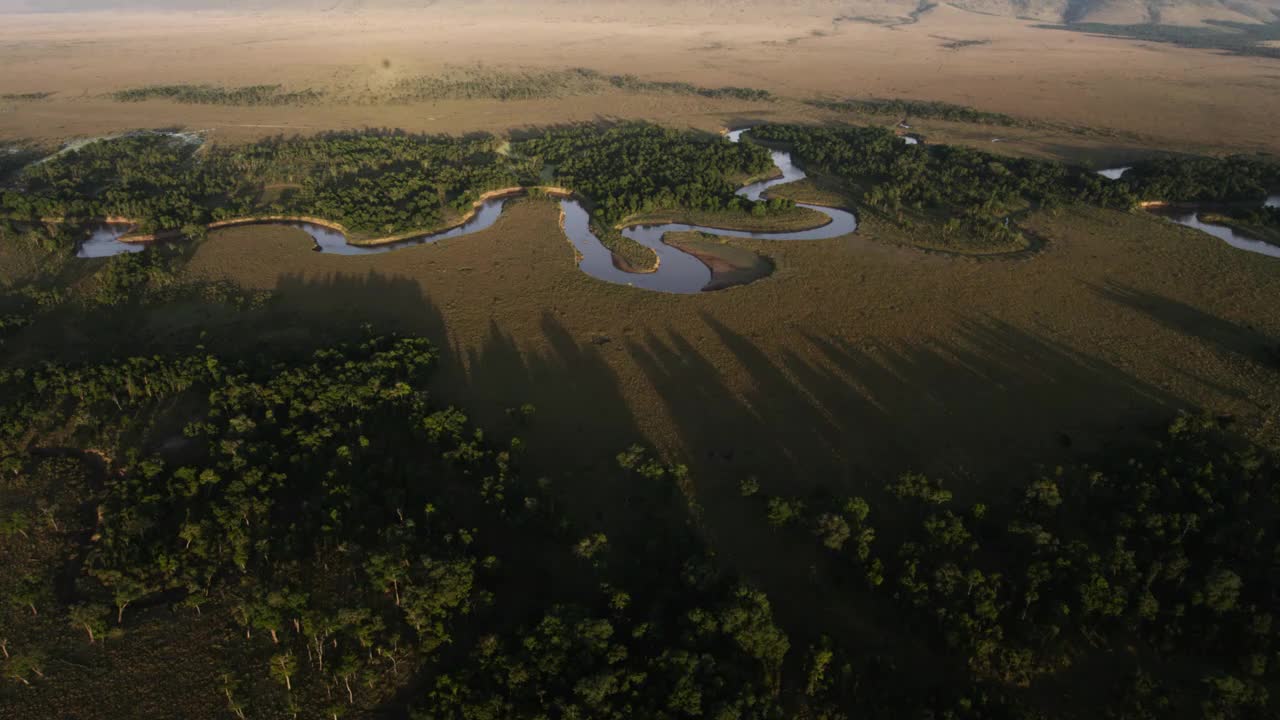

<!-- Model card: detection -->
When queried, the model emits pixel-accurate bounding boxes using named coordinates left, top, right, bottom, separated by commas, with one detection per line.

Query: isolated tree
left=271, top=652, right=297, bottom=691
left=813, top=513, right=851, bottom=551
left=68, top=604, right=110, bottom=644
left=1198, top=570, right=1243, bottom=614
left=222, top=673, right=247, bottom=720
left=365, top=553, right=408, bottom=607
left=766, top=497, right=805, bottom=528
left=4, top=650, right=45, bottom=685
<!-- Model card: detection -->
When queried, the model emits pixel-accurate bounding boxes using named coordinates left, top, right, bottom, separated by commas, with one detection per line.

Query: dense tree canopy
left=0, top=332, right=807, bottom=718
left=0, top=125, right=792, bottom=248
left=747, top=414, right=1280, bottom=718
left=752, top=124, right=1137, bottom=247
left=1122, top=155, right=1280, bottom=203
left=515, top=124, right=778, bottom=226
left=0, top=131, right=514, bottom=237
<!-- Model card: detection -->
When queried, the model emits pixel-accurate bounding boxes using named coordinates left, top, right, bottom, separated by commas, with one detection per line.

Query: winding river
left=74, top=129, right=858, bottom=293
left=1097, top=167, right=1280, bottom=260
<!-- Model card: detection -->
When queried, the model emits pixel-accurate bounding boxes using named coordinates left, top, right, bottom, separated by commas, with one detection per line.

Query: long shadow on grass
left=270, top=273, right=688, bottom=577
left=629, top=312, right=1180, bottom=502
left=268, top=273, right=668, bottom=533
left=1090, top=281, right=1278, bottom=365
left=454, top=312, right=685, bottom=536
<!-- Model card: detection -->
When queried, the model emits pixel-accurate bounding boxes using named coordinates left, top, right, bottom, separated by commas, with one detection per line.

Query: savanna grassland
left=2, top=3, right=1280, bottom=719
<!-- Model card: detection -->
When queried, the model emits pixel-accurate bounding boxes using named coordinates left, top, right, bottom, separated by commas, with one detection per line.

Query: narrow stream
left=1145, top=206, right=1280, bottom=260
left=1097, top=168, right=1279, bottom=259
left=288, top=196, right=516, bottom=257
left=73, top=129, right=859, bottom=293
left=561, top=129, right=858, bottom=293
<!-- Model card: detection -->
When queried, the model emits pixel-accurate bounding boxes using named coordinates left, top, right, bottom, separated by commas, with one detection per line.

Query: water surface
left=77, top=224, right=143, bottom=258
left=1147, top=206, right=1280, bottom=260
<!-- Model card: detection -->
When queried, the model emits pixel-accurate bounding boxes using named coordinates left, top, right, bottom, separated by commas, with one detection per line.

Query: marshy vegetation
left=515, top=123, right=797, bottom=267
left=111, top=84, right=325, bottom=106
left=516, top=124, right=781, bottom=225
left=381, top=66, right=774, bottom=104
left=806, top=97, right=1026, bottom=127
left=1198, top=206, right=1280, bottom=245
left=0, top=92, right=54, bottom=102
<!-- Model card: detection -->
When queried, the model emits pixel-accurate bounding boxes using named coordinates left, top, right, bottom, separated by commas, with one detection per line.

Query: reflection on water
left=78, top=199, right=516, bottom=258
left=72, top=129, right=859, bottom=292
left=560, top=200, right=709, bottom=293
left=77, top=224, right=143, bottom=258
left=294, top=197, right=515, bottom=256
left=1148, top=206, right=1280, bottom=260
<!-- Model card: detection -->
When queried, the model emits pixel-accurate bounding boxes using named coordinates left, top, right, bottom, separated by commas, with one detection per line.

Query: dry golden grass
left=0, top=6, right=1277, bottom=158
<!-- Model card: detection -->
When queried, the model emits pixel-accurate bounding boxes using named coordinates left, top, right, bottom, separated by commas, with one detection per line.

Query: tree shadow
left=623, top=312, right=1182, bottom=505
left=266, top=275, right=705, bottom=636
left=1090, top=281, right=1277, bottom=364
left=454, top=311, right=668, bottom=529
left=270, top=269, right=448, bottom=342
left=1030, top=142, right=1178, bottom=169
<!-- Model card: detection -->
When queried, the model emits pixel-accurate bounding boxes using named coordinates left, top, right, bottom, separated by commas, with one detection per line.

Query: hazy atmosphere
left=1, top=1, right=1278, bottom=718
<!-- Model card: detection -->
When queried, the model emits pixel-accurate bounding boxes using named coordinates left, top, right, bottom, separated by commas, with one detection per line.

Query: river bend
left=75, top=129, right=857, bottom=293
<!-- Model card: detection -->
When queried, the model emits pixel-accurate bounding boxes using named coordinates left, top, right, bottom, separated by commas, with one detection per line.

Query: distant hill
left=947, top=0, right=1278, bottom=24
left=0, top=0, right=1276, bottom=27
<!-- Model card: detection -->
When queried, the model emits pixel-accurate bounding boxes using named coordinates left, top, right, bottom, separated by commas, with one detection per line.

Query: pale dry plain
left=0, top=4, right=1278, bottom=156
